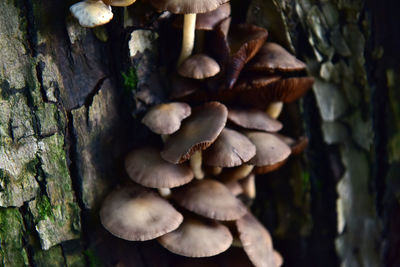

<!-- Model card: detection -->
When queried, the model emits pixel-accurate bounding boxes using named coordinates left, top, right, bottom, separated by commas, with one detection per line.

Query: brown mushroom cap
left=203, top=128, right=256, bottom=167
left=228, top=108, right=283, bottom=132
left=125, top=147, right=194, bottom=188
left=161, top=101, right=228, bottom=164
left=142, top=102, right=191, bottom=135
left=276, top=134, right=308, bottom=155
left=102, top=0, right=136, bottom=6
left=178, top=54, right=220, bottom=79
left=173, top=3, right=231, bottom=30
left=236, top=212, right=276, bottom=267
left=247, top=131, right=291, bottom=167
left=246, top=42, right=306, bottom=73
left=158, top=217, right=233, bottom=257
left=100, top=185, right=183, bottom=241
left=233, top=77, right=315, bottom=108
left=148, top=0, right=229, bottom=14
left=172, top=179, right=247, bottom=220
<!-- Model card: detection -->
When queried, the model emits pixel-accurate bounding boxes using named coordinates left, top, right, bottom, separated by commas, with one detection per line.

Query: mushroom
left=203, top=128, right=256, bottom=168
left=158, top=217, right=233, bottom=257
left=219, top=164, right=254, bottom=183
left=161, top=101, right=227, bottom=179
left=70, top=0, right=114, bottom=28
left=236, top=212, right=277, bottom=267
left=239, top=174, right=256, bottom=199
left=125, top=147, right=194, bottom=197
left=224, top=180, right=244, bottom=196
left=142, top=102, right=191, bottom=135
left=178, top=54, right=220, bottom=79
left=246, top=132, right=291, bottom=175
left=102, top=0, right=136, bottom=6
left=148, top=0, right=229, bottom=65
left=275, top=134, right=308, bottom=155
left=172, top=179, right=247, bottom=221
left=227, top=108, right=283, bottom=132
left=100, top=184, right=183, bottom=241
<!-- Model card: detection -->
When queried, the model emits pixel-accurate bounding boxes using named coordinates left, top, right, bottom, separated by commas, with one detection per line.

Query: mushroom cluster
left=78, top=0, right=314, bottom=266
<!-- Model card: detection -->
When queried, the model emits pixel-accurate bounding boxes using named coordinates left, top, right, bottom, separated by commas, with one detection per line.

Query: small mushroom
left=148, top=0, right=229, bottom=65
left=178, top=54, right=220, bottom=79
left=100, top=184, right=183, bottom=241
left=158, top=217, right=233, bottom=257
left=172, top=179, right=247, bottom=221
left=203, top=128, right=256, bottom=168
left=239, top=174, right=256, bottom=199
left=125, top=147, right=194, bottom=188
left=246, top=132, right=291, bottom=174
left=246, top=42, right=306, bottom=73
left=102, top=0, right=136, bottom=6
left=224, top=180, right=244, bottom=196
left=228, top=108, right=283, bottom=132
left=142, top=102, right=191, bottom=135
left=219, top=164, right=254, bottom=183
left=276, top=134, right=308, bottom=155
left=70, top=0, right=113, bottom=28
left=161, top=101, right=227, bottom=164
left=236, top=212, right=276, bottom=267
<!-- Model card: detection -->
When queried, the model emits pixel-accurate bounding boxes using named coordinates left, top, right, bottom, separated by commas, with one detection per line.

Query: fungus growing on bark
left=142, top=102, right=191, bottom=135
left=178, top=54, right=221, bottom=79
left=172, top=179, right=247, bottom=221
left=100, top=184, right=183, bottom=241
left=227, top=108, right=282, bottom=132
left=70, top=0, right=113, bottom=28
left=158, top=217, right=233, bottom=257
left=148, top=0, right=229, bottom=65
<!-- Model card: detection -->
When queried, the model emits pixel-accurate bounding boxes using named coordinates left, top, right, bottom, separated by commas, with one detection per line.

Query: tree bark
left=0, top=0, right=398, bottom=266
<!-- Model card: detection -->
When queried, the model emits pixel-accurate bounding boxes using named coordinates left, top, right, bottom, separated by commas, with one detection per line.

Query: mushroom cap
left=102, top=0, right=136, bottom=6
left=224, top=180, right=244, bottom=196
left=70, top=0, right=113, bottom=28
left=125, top=147, right=194, bottom=188
left=233, top=77, right=315, bottom=108
left=142, top=102, right=191, bottom=135
left=246, top=42, right=306, bottom=73
left=173, top=3, right=231, bottom=30
left=274, top=250, right=284, bottom=267
left=178, top=54, right=220, bottom=79
left=172, top=179, right=247, bottom=220
left=148, top=0, right=229, bottom=14
left=161, top=101, right=228, bottom=164
left=203, top=128, right=256, bottom=167
left=100, top=185, right=183, bottom=241
left=247, top=132, right=291, bottom=167
left=236, top=212, right=276, bottom=267
left=228, top=108, right=283, bottom=132
left=158, top=218, right=233, bottom=257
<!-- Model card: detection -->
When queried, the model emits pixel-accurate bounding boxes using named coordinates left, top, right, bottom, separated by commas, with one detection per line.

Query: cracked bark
left=0, top=0, right=398, bottom=267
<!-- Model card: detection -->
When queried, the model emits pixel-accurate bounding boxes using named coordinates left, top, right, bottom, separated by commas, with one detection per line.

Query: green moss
left=121, top=68, right=138, bottom=92
left=302, top=171, right=311, bottom=194
left=84, top=249, right=103, bottom=267
left=35, top=195, right=53, bottom=222
left=0, top=208, right=29, bottom=267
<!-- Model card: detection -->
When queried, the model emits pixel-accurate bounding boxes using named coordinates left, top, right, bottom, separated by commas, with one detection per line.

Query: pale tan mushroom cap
left=228, top=108, right=283, bottom=132
left=102, top=0, right=136, bottom=6
left=236, top=212, right=277, bottom=267
left=142, top=102, right=191, bottom=135
left=172, top=179, right=247, bottom=220
left=161, top=102, right=228, bottom=164
left=247, top=132, right=291, bottom=167
left=70, top=0, right=113, bottom=28
left=203, top=128, right=256, bottom=167
left=158, top=218, right=233, bottom=257
left=178, top=54, right=220, bottom=79
left=274, top=250, right=284, bottom=267
left=148, top=0, right=229, bottom=14
left=125, top=147, right=194, bottom=188
left=100, top=185, right=183, bottom=241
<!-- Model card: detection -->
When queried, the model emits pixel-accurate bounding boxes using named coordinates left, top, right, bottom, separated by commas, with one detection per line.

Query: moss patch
left=121, top=68, right=138, bottom=92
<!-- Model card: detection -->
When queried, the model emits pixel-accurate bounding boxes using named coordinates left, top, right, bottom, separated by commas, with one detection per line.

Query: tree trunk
left=0, top=0, right=398, bottom=266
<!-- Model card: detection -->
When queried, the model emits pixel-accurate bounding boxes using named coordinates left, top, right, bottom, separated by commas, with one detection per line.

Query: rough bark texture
left=0, top=0, right=398, bottom=266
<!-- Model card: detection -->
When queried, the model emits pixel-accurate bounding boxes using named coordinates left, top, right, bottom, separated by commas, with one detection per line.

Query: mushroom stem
left=190, top=150, right=204, bottom=179
left=211, top=166, right=223, bottom=176
left=240, top=175, right=256, bottom=199
left=158, top=188, right=171, bottom=198
left=161, top=134, right=169, bottom=143
left=220, top=164, right=254, bottom=182
left=266, top=101, right=283, bottom=119
left=177, top=13, right=196, bottom=66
